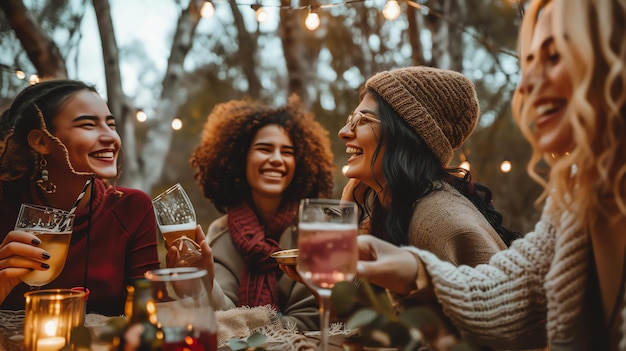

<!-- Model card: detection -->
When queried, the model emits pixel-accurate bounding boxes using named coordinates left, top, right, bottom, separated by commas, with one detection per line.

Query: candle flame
left=43, top=320, right=58, bottom=336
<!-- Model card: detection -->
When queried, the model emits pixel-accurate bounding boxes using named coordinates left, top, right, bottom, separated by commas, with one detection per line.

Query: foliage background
left=0, top=0, right=542, bottom=234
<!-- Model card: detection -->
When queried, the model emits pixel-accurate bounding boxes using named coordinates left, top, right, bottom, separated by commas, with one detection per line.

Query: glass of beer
left=15, top=204, right=75, bottom=289
left=152, top=183, right=202, bottom=267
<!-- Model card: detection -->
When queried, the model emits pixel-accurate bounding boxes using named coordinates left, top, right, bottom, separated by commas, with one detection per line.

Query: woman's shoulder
left=413, top=182, right=472, bottom=214
left=95, top=183, right=154, bottom=218
left=410, top=183, right=497, bottom=236
left=207, top=214, right=229, bottom=244
left=103, top=185, right=152, bottom=205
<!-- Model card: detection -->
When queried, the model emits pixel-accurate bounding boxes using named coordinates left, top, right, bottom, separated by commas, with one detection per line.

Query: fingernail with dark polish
left=31, top=238, right=41, bottom=246
left=42, top=252, right=50, bottom=260
left=41, top=263, right=50, bottom=269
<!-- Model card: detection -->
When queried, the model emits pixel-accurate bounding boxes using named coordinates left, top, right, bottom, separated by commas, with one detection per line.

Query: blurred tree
left=0, top=0, right=540, bottom=232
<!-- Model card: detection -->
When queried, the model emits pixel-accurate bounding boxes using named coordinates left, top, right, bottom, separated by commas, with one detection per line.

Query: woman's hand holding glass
left=0, top=230, right=50, bottom=302
left=356, top=234, right=419, bottom=295
left=14, top=204, right=74, bottom=290
left=164, top=224, right=215, bottom=290
left=153, top=183, right=204, bottom=268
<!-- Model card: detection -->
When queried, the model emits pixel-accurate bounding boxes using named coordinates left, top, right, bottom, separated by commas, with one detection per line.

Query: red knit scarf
left=228, top=201, right=298, bottom=311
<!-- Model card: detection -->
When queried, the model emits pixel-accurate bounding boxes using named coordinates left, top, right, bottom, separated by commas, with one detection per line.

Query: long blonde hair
left=512, top=0, right=626, bottom=228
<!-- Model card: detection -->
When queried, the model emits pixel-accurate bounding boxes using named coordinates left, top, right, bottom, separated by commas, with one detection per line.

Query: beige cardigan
left=407, top=200, right=613, bottom=350
left=206, top=215, right=319, bottom=331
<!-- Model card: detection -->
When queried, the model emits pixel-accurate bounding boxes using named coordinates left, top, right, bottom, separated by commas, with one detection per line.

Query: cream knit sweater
left=406, top=203, right=626, bottom=350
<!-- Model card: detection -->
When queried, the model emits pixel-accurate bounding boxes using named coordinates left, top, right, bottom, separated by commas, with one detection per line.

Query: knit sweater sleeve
left=407, top=207, right=556, bottom=344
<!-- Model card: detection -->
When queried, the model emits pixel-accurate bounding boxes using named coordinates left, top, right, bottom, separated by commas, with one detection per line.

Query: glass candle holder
left=23, top=289, right=86, bottom=351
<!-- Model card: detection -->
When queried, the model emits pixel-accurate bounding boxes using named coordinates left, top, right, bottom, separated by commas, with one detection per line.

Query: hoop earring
left=36, top=155, right=57, bottom=194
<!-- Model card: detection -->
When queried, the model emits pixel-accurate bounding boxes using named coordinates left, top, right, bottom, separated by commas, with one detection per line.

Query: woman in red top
left=0, top=79, right=160, bottom=315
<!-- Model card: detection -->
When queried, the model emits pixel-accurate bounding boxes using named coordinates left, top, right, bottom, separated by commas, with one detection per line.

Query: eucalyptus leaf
left=346, top=308, right=378, bottom=330
left=247, top=332, right=267, bottom=348
left=331, top=281, right=359, bottom=316
left=70, top=325, right=92, bottom=347
left=375, top=291, right=395, bottom=316
left=228, top=338, right=249, bottom=350
left=398, top=306, right=441, bottom=340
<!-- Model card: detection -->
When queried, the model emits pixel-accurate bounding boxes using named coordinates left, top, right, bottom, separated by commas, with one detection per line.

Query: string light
left=171, top=118, right=183, bottom=130
left=383, top=0, right=401, bottom=20
left=0, top=0, right=519, bottom=85
left=136, top=109, right=148, bottom=122
left=200, top=1, right=215, bottom=18
left=500, top=160, right=512, bottom=173
left=29, top=74, right=40, bottom=85
left=251, top=4, right=269, bottom=22
left=305, top=10, right=321, bottom=31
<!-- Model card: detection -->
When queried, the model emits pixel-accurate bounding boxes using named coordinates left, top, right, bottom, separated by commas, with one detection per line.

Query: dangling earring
left=36, top=155, right=57, bottom=194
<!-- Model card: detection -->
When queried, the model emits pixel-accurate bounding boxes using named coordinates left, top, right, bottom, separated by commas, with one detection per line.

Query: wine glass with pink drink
left=297, top=198, right=358, bottom=351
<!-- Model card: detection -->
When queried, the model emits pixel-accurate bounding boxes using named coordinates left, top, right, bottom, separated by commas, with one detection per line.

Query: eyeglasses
left=346, top=111, right=380, bottom=130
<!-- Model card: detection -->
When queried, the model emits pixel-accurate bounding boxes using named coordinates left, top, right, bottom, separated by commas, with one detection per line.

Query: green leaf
left=398, top=306, right=441, bottom=341
left=98, top=317, right=127, bottom=342
left=374, top=291, right=395, bottom=316
left=70, top=325, right=92, bottom=348
left=246, top=332, right=267, bottom=348
left=330, top=281, right=359, bottom=315
left=228, top=338, right=249, bottom=350
left=346, top=308, right=378, bottom=330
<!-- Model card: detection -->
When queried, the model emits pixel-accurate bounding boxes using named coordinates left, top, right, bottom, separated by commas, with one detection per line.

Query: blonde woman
left=355, top=0, right=626, bottom=349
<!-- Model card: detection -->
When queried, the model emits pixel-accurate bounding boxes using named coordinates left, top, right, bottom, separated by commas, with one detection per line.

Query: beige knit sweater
left=406, top=201, right=622, bottom=350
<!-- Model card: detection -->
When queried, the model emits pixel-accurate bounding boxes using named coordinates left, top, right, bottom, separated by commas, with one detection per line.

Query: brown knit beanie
left=365, top=66, right=479, bottom=166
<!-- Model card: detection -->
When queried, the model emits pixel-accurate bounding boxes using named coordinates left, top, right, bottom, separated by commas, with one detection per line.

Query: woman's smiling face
left=50, top=90, right=121, bottom=179
left=518, top=4, right=574, bottom=154
left=246, top=124, right=296, bottom=202
left=338, top=93, right=385, bottom=191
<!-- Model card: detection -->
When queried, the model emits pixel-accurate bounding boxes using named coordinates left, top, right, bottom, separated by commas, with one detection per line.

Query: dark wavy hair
left=190, top=95, right=335, bottom=213
left=0, top=80, right=100, bottom=185
left=352, top=89, right=521, bottom=247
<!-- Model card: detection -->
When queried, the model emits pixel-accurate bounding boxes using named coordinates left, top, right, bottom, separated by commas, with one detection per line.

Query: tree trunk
left=0, top=0, right=67, bottom=79
left=407, top=4, right=425, bottom=66
left=425, top=0, right=451, bottom=69
left=279, top=0, right=322, bottom=108
left=138, top=0, right=204, bottom=192
left=91, top=0, right=137, bottom=186
left=227, top=0, right=261, bottom=99
left=447, top=0, right=464, bottom=72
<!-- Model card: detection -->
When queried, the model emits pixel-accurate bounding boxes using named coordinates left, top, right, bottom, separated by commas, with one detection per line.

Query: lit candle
left=36, top=319, right=66, bottom=351
left=36, top=336, right=66, bottom=351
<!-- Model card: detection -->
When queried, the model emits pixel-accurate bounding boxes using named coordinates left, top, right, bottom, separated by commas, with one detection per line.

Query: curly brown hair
left=190, top=96, right=335, bottom=213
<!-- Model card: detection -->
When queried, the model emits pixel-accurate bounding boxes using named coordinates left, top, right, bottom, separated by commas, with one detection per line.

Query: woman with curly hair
left=190, top=96, right=335, bottom=331
left=355, top=0, right=626, bottom=349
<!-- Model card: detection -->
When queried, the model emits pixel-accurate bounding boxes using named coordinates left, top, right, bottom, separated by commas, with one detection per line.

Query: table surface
left=0, top=310, right=349, bottom=351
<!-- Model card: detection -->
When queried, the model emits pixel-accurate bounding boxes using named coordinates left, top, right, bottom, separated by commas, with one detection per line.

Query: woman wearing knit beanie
left=339, top=65, right=521, bottom=348
left=355, top=0, right=626, bottom=349
left=339, top=65, right=521, bottom=253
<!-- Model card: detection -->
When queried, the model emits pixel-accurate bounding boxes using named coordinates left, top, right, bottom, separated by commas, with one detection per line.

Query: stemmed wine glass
left=15, top=204, right=75, bottom=289
left=297, top=198, right=358, bottom=351
left=152, top=183, right=203, bottom=267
